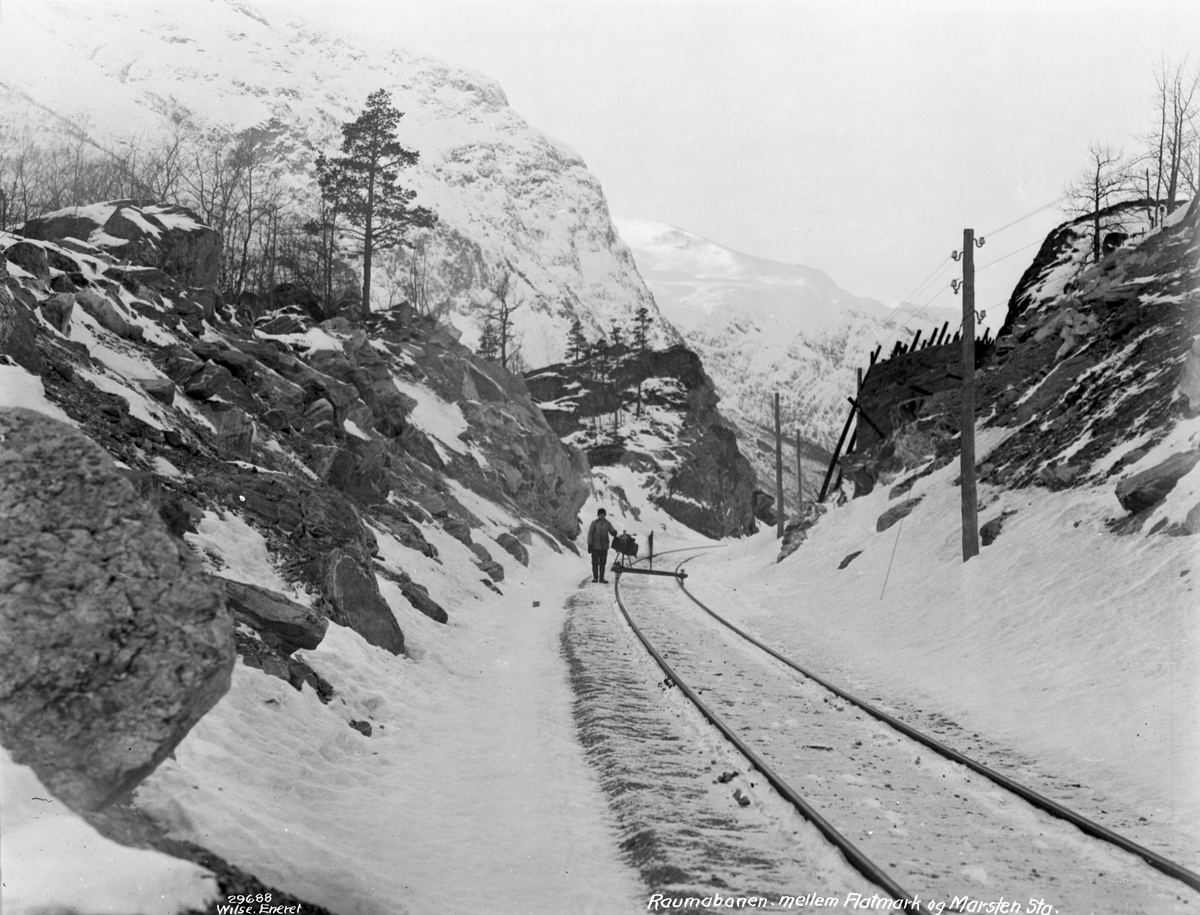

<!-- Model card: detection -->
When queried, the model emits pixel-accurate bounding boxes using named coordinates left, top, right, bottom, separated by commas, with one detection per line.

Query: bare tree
left=1144, top=57, right=1200, bottom=217
left=483, top=268, right=524, bottom=371
left=1064, top=142, right=1132, bottom=263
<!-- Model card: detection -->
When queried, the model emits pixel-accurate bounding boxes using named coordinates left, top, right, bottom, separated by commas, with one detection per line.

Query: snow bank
left=687, top=451, right=1200, bottom=859
left=0, top=745, right=218, bottom=914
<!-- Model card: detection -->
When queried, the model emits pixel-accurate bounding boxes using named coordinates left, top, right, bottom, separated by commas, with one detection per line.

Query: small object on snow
left=349, top=720, right=372, bottom=737
left=733, top=788, right=750, bottom=807
left=532, top=601, right=540, bottom=607
left=660, top=676, right=675, bottom=690
left=717, top=770, right=739, bottom=784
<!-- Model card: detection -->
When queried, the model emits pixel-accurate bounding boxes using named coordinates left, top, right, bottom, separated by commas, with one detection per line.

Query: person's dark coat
left=587, top=517, right=617, bottom=551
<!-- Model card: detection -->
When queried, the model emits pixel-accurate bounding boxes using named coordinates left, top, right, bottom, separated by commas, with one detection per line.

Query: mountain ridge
left=0, top=0, right=679, bottom=366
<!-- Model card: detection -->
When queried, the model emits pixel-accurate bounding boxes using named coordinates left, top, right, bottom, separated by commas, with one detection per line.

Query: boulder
left=203, top=403, right=255, bottom=460
left=303, top=397, right=336, bottom=433
left=495, top=531, right=529, bottom=566
left=471, top=542, right=505, bottom=581
left=75, top=289, right=144, bottom=341
left=322, top=550, right=405, bottom=655
left=0, top=408, right=234, bottom=812
left=324, top=441, right=391, bottom=505
left=138, top=377, right=176, bottom=406
left=4, top=241, right=50, bottom=282
left=1115, top=452, right=1200, bottom=514
left=39, top=293, right=75, bottom=334
left=0, top=285, right=45, bottom=374
left=980, top=510, right=1017, bottom=547
left=876, top=496, right=923, bottom=533
left=1179, top=337, right=1200, bottom=414
left=221, top=580, right=328, bottom=653
left=182, top=362, right=234, bottom=401
left=750, top=490, right=776, bottom=525
left=378, top=566, right=448, bottom=623
left=24, top=201, right=220, bottom=289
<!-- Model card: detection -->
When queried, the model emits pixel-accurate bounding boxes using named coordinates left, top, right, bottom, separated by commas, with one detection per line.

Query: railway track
left=611, top=556, right=1200, bottom=914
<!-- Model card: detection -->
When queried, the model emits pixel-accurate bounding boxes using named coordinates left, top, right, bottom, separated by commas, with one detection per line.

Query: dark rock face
left=838, top=198, right=1199, bottom=511
left=222, top=579, right=328, bottom=653
left=0, top=283, right=45, bottom=373
left=751, top=490, right=776, bottom=525
left=0, top=408, right=234, bottom=813
left=322, top=550, right=405, bottom=655
left=526, top=344, right=758, bottom=538
left=1114, top=452, right=1200, bottom=514
left=4, top=240, right=51, bottom=282
left=22, top=201, right=220, bottom=290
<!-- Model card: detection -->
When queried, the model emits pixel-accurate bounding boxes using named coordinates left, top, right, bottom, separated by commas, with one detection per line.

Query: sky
left=244, top=1, right=1195, bottom=324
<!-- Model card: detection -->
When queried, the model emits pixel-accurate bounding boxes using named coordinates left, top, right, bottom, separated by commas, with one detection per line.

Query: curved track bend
left=612, top=554, right=1200, bottom=914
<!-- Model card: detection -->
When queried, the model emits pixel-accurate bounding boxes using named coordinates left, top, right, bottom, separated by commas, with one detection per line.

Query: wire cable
left=982, top=195, right=1066, bottom=240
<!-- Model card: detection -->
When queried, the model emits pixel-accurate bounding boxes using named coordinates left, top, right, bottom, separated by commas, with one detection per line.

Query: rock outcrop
left=21, top=200, right=220, bottom=290
left=832, top=197, right=1199, bottom=524
left=0, top=408, right=235, bottom=813
left=527, top=344, right=758, bottom=538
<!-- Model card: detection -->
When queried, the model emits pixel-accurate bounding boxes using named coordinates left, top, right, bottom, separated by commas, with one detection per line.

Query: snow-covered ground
left=134, top=507, right=644, bottom=914
left=674, top=436, right=1200, bottom=867
left=4, top=379, right=1197, bottom=912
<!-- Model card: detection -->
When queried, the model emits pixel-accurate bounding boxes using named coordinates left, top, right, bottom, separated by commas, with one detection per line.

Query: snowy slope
left=615, top=218, right=960, bottom=463
left=0, top=0, right=678, bottom=365
left=683, top=420, right=1200, bottom=870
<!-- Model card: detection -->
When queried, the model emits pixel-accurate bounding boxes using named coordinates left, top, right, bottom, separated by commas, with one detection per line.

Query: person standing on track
left=586, top=508, right=618, bottom=583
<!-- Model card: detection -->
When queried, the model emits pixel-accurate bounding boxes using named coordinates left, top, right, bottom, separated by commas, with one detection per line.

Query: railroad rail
left=610, top=553, right=1200, bottom=911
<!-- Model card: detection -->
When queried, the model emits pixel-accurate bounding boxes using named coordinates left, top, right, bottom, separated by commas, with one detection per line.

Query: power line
left=982, top=195, right=1066, bottom=240
left=975, top=237, right=1043, bottom=273
left=854, top=193, right=1067, bottom=362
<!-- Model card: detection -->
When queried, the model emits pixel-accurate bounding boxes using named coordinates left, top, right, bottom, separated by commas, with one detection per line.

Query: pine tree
left=316, top=90, right=436, bottom=317
left=567, top=318, right=587, bottom=364
left=632, top=305, right=651, bottom=353
left=632, top=305, right=652, bottom=417
left=609, top=323, right=625, bottom=433
left=477, top=314, right=500, bottom=362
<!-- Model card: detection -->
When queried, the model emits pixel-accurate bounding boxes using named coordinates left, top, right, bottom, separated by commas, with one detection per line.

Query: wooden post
left=648, top=531, right=654, bottom=570
left=960, top=229, right=980, bottom=561
left=775, top=393, right=784, bottom=539
left=795, top=428, right=803, bottom=512
left=818, top=401, right=857, bottom=503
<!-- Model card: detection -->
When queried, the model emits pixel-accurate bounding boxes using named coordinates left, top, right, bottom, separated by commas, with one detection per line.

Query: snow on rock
left=0, top=365, right=76, bottom=424
left=615, top=218, right=958, bottom=511
left=0, top=0, right=678, bottom=366
left=0, top=745, right=219, bottom=915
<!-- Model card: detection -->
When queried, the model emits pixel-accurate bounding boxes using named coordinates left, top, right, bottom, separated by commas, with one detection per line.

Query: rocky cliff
left=821, top=196, right=1199, bottom=541
left=0, top=199, right=590, bottom=898
left=526, top=344, right=758, bottom=538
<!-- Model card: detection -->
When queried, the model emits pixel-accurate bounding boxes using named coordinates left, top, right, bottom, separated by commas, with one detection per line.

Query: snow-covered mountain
left=0, top=0, right=679, bottom=366
left=615, top=218, right=961, bottom=506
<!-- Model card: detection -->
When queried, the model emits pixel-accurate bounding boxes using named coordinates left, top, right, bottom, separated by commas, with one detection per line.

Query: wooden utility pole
left=795, top=429, right=803, bottom=512
left=960, top=229, right=980, bottom=561
left=774, top=393, right=784, bottom=539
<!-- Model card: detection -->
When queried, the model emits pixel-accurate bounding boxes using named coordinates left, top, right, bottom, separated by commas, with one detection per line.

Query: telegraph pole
left=957, top=229, right=981, bottom=561
left=775, top=393, right=784, bottom=539
left=795, top=429, right=803, bottom=513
